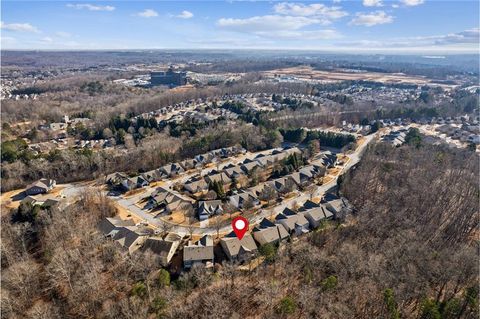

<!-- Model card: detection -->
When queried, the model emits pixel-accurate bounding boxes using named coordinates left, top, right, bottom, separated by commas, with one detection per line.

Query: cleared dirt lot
left=263, top=66, right=457, bottom=89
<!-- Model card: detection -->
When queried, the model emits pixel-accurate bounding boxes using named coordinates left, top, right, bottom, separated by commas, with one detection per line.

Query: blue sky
left=1, top=1, right=479, bottom=52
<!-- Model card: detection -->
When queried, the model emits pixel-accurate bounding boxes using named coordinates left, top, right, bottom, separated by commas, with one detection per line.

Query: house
left=141, top=233, right=182, bottom=266
left=216, top=146, right=246, bottom=158
left=106, top=172, right=128, bottom=185
left=121, top=175, right=148, bottom=191
left=275, top=207, right=310, bottom=236
left=322, top=194, right=352, bottom=219
left=288, top=164, right=324, bottom=187
left=300, top=164, right=324, bottom=179
left=224, top=165, right=246, bottom=179
left=194, top=153, right=214, bottom=165
left=25, top=179, right=56, bottom=195
left=183, top=235, right=215, bottom=269
left=247, top=184, right=267, bottom=198
left=298, top=200, right=333, bottom=229
left=288, top=172, right=310, bottom=187
left=204, top=171, right=232, bottom=186
left=141, top=170, right=163, bottom=183
left=184, top=176, right=209, bottom=194
left=220, top=231, right=258, bottom=263
left=229, top=192, right=260, bottom=209
left=178, top=159, right=194, bottom=171
left=198, top=200, right=223, bottom=221
left=112, top=226, right=150, bottom=253
left=320, top=152, right=338, bottom=168
left=147, top=187, right=192, bottom=213
left=240, top=161, right=261, bottom=174
left=267, top=177, right=297, bottom=193
left=252, top=218, right=289, bottom=246
left=255, top=154, right=276, bottom=167
left=98, top=217, right=136, bottom=237
left=160, top=163, right=185, bottom=177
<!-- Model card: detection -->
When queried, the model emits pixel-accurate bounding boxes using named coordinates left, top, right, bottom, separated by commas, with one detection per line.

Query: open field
left=263, top=66, right=458, bottom=89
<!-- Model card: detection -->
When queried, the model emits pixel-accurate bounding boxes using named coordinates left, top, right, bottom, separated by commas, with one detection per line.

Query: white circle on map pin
left=235, top=219, right=245, bottom=230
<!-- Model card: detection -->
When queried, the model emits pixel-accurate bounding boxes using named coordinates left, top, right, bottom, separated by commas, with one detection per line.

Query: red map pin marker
left=232, top=216, right=249, bottom=240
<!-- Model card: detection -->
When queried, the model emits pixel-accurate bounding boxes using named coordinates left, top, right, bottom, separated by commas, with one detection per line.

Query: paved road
left=111, top=133, right=377, bottom=236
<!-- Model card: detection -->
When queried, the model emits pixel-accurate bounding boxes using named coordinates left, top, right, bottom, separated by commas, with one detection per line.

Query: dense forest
left=2, top=142, right=478, bottom=318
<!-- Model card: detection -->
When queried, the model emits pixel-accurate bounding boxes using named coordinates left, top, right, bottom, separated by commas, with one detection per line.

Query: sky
left=1, top=0, right=479, bottom=52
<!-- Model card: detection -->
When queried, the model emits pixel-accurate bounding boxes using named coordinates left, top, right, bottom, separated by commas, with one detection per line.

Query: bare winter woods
left=2, top=142, right=478, bottom=319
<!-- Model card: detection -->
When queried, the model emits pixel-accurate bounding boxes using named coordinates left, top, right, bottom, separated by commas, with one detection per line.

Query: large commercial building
left=150, top=68, right=187, bottom=87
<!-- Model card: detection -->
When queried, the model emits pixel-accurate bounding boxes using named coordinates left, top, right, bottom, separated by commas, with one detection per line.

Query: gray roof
left=98, top=217, right=136, bottom=236
left=204, top=172, right=232, bottom=185
left=224, top=166, right=246, bottom=178
left=325, top=198, right=350, bottom=215
left=184, top=177, right=209, bottom=193
left=150, top=187, right=185, bottom=205
left=303, top=205, right=333, bottom=222
left=106, top=172, right=128, bottom=184
left=198, top=200, right=223, bottom=216
left=252, top=218, right=289, bottom=245
left=240, top=161, right=261, bottom=173
left=183, top=235, right=214, bottom=262
left=112, top=226, right=149, bottom=249
left=141, top=236, right=180, bottom=264
left=275, top=209, right=309, bottom=232
left=220, top=231, right=257, bottom=259
left=27, top=179, right=55, bottom=191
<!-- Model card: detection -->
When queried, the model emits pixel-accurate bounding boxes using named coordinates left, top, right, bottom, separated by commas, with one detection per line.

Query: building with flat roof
left=150, top=68, right=187, bottom=87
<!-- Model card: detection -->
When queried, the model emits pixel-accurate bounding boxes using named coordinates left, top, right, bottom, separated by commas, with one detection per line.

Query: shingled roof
left=183, top=235, right=214, bottom=262
left=252, top=218, right=289, bottom=246
left=220, top=231, right=258, bottom=261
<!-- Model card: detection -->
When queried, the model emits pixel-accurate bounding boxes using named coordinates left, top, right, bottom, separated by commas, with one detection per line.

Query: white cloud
left=55, top=31, right=71, bottom=38
left=218, top=3, right=346, bottom=40
left=177, top=10, right=194, bottom=19
left=428, top=28, right=479, bottom=45
left=66, top=4, right=115, bottom=11
left=218, top=15, right=325, bottom=32
left=350, top=11, right=393, bottom=26
left=363, top=0, right=383, bottom=7
left=1, top=21, right=40, bottom=33
left=256, top=29, right=341, bottom=40
left=136, top=9, right=158, bottom=18
left=400, top=0, right=424, bottom=6
left=273, top=2, right=348, bottom=20
left=392, top=4, right=400, bottom=8
left=337, top=28, right=479, bottom=48
left=40, top=37, right=53, bottom=43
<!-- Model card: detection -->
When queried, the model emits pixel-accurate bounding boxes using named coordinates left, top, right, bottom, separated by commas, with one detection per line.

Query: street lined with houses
left=3, top=129, right=375, bottom=270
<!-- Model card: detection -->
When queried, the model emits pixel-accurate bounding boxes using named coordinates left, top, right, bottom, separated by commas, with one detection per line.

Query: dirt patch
left=124, top=188, right=146, bottom=198
left=49, top=186, right=65, bottom=196
left=1, top=189, right=26, bottom=212
left=164, top=211, right=187, bottom=224
left=323, top=176, right=334, bottom=184
left=115, top=203, right=141, bottom=224
left=327, top=167, right=341, bottom=176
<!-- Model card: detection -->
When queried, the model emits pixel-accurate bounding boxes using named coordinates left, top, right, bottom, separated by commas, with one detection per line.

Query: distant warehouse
left=150, top=68, right=187, bottom=87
